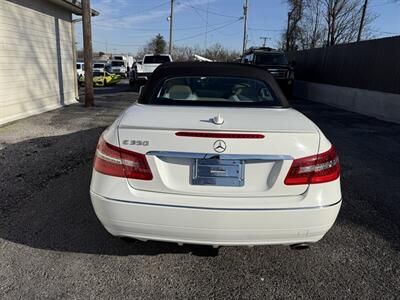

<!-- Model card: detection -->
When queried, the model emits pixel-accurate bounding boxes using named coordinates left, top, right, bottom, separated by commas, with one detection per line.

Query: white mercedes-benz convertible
left=90, top=62, right=341, bottom=248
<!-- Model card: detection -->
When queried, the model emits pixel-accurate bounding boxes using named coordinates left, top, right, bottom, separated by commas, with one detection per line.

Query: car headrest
left=168, top=85, right=193, bottom=99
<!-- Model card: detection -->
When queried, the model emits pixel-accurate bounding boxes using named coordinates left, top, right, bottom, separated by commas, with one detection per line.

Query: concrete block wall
left=294, top=80, right=400, bottom=124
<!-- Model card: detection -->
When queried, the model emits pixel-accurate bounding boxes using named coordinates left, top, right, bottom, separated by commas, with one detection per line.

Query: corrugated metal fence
left=288, top=36, right=400, bottom=94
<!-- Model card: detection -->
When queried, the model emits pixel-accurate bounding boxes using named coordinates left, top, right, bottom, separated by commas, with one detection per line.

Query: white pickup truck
left=130, top=54, right=172, bottom=87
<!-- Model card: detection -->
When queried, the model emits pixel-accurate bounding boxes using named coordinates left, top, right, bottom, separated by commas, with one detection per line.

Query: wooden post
left=82, top=0, right=94, bottom=107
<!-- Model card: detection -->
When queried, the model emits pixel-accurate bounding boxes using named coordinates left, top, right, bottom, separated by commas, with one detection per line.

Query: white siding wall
left=0, top=0, right=77, bottom=125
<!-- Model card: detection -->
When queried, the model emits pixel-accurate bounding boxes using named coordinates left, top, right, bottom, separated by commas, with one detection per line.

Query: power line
left=92, top=1, right=170, bottom=23
left=174, top=18, right=242, bottom=42
left=92, top=21, right=232, bottom=32
left=248, top=27, right=282, bottom=32
left=180, top=1, right=240, bottom=19
left=76, top=33, right=143, bottom=47
left=181, top=0, right=211, bottom=48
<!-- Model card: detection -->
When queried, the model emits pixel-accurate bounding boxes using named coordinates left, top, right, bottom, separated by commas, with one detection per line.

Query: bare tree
left=323, top=0, right=375, bottom=46
left=171, top=45, right=201, bottom=62
left=285, top=0, right=304, bottom=51
left=136, top=41, right=239, bottom=62
left=202, top=44, right=241, bottom=62
left=299, top=0, right=326, bottom=49
left=281, top=0, right=377, bottom=50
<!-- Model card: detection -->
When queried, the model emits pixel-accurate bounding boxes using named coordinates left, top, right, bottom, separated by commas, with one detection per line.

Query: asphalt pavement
left=0, top=80, right=399, bottom=299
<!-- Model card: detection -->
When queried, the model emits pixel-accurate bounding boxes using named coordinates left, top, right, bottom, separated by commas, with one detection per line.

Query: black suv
left=241, top=47, right=294, bottom=97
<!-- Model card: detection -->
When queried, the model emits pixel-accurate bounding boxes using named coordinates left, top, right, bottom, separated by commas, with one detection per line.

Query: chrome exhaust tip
left=290, top=243, right=310, bottom=250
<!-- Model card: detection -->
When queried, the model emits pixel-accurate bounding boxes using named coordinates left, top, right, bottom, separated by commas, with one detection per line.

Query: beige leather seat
left=166, top=85, right=197, bottom=100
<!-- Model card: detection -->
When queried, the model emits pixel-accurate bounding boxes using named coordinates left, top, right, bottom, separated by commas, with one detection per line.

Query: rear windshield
left=255, top=54, right=288, bottom=65
left=111, top=61, right=124, bottom=66
left=144, top=55, right=171, bottom=64
left=93, top=71, right=104, bottom=77
left=148, top=76, right=282, bottom=107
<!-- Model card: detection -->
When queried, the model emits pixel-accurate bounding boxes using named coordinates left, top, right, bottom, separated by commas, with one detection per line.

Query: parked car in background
left=93, top=62, right=107, bottom=73
left=76, top=61, right=84, bottom=77
left=110, top=60, right=127, bottom=77
left=242, top=47, right=294, bottom=97
left=77, top=61, right=84, bottom=87
left=79, top=71, right=122, bottom=87
left=112, top=55, right=126, bottom=61
left=90, top=62, right=341, bottom=248
left=129, top=54, right=172, bottom=87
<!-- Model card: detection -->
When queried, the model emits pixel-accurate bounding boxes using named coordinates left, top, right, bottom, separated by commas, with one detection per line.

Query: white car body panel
left=117, top=105, right=321, bottom=197
left=137, top=63, right=161, bottom=74
left=91, top=102, right=341, bottom=246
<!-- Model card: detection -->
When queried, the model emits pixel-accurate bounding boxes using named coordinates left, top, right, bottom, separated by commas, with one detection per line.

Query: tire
left=130, top=80, right=139, bottom=91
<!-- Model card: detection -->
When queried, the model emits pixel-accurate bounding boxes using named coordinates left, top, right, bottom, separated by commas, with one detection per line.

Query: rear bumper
left=90, top=191, right=341, bottom=246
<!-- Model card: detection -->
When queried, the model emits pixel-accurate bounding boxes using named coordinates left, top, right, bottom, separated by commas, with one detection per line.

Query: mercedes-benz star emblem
left=213, top=140, right=226, bottom=153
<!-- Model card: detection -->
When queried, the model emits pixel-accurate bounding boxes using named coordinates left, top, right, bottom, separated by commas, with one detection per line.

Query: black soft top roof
left=138, top=62, right=289, bottom=107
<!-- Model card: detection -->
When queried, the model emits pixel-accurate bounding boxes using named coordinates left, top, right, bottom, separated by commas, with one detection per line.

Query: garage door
left=0, top=0, right=77, bottom=125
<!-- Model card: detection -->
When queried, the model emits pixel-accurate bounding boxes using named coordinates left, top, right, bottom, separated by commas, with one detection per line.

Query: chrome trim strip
left=92, top=192, right=342, bottom=211
left=146, top=151, right=293, bottom=161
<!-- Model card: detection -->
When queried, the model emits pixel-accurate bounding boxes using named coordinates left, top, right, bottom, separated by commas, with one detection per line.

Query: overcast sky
left=74, top=0, right=400, bottom=55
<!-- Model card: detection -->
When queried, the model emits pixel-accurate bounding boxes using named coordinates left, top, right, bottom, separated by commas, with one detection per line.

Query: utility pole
left=242, top=0, right=248, bottom=55
left=357, top=0, right=368, bottom=42
left=259, top=36, right=269, bottom=47
left=168, top=0, right=174, bottom=54
left=82, top=0, right=94, bottom=107
left=205, top=0, right=210, bottom=50
left=286, top=12, right=291, bottom=52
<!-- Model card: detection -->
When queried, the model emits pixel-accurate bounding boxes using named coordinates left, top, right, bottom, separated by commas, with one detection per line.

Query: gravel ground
left=0, top=81, right=399, bottom=299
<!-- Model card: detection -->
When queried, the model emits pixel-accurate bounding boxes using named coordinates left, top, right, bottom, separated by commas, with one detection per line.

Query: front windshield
left=150, top=76, right=282, bottom=107
left=111, top=61, right=125, bottom=66
left=255, top=54, right=288, bottom=65
left=144, top=56, right=171, bottom=64
left=93, top=64, right=104, bottom=68
left=93, top=71, right=104, bottom=77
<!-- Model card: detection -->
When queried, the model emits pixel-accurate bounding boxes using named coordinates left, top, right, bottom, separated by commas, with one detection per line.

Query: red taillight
left=176, top=132, right=265, bottom=139
left=284, top=146, right=340, bottom=185
left=93, top=137, right=153, bottom=180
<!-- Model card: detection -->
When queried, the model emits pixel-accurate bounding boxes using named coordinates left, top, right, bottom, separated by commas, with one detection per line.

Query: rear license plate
left=191, top=159, right=244, bottom=187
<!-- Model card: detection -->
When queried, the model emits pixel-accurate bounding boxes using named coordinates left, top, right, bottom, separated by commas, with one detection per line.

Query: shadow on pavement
left=291, top=98, right=400, bottom=251
left=79, top=80, right=134, bottom=96
left=0, top=129, right=218, bottom=257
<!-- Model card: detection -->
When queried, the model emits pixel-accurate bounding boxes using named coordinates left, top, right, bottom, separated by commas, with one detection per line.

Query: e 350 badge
left=122, top=140, right=149, bottom=146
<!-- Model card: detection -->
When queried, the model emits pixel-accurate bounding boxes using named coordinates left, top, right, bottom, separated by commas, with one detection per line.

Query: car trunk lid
left=118, top=105, right=320, bottom=197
